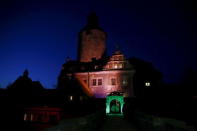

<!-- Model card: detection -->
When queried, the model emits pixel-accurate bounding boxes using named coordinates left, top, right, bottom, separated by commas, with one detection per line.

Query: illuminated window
left=30, top=114, right=33, bottom=121
left=111, top=78, right=116, bottom=85
left=69, top=96, right=73, bottom=101
left=122, top=79, right=128, bottom=86
left=92, top=79, right=97, bottom=86
left=109, top=64, right=112, bottom=69
left=98, top=79, right=102, bottom=85
left=118, top=63, right=123, bottom=68
left=80, top=96, right=83, bottom=101
left=114, top=64, right=118, bottom=69
left=24, top=114, right=27, bottom=121
left=145, top=82, right=151, bottom=87
left=114, top=56, right=118, bottom=60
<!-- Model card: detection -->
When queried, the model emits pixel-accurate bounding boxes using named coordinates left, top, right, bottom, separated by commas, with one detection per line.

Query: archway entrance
left=106, top=92, right=124, bottom=116
left=110, top=99, right=121, bottom=113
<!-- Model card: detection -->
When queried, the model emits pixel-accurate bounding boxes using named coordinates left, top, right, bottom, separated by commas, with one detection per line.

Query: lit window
left=24, top=114, right=27, bottom=121
left=145, top=82, right=151, bottom=87
left=92, top=79, right=97, bottom=86
left=122, top=79, right=128, bottom=86
left=111, top=78, right=116, bottom=85
left=30, top=114, right=33, bottom=121
left=118, top=63, right=122, bottom=68
left=69, top=96, right=73, bottom=101
left=98, top=79, right=102, bottom=85
left=114, top=64, right=118, bottom=69
left=80, top=96, right=83, bottom=101
left=109, top=64, right=112, bottom=69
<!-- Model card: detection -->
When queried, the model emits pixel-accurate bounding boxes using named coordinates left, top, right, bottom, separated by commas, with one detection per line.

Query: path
left=99, top=116, right=138, bottom=131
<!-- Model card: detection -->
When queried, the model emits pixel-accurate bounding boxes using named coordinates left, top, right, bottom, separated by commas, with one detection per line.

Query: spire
left=115, top=43, right=120, bottom=51
left=65, top=56, right=71, bottom=62
left=114, top=43, right=122, bottom=55
left=23, top=69, right=29, bottom=77
left=86, top=12, right=99, bottom=28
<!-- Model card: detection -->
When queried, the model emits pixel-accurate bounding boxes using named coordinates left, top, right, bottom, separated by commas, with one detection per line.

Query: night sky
left=0, top=0, right=196, bottom=89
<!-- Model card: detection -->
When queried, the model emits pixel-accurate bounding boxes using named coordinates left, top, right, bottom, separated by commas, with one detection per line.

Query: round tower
left=78, top=13, right=106, bottom=62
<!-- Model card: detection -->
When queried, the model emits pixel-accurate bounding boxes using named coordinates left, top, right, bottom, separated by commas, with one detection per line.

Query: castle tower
left=78, top=13, right=106, bottom=62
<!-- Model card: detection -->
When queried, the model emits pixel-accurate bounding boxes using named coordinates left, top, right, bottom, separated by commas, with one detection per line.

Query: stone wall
left=78, top=29, right=106, bottom=62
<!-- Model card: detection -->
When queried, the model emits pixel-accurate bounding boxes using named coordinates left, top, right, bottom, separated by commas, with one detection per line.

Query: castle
left=58, top=13, right=135, bottom=98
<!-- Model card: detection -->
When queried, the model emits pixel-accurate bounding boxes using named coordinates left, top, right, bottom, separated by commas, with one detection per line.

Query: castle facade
left=58, top=13, right=135, bottom=98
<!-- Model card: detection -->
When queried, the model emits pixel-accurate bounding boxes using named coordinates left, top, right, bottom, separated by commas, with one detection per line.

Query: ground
left=99, top=116, right=138, bottom=131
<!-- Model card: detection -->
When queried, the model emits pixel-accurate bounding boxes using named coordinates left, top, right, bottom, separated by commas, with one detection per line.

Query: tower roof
left=81, top=13, right=104, bottom=31
left=87, top=13, right=99, bottom=28
left=113, top=50, right=123, bottom=55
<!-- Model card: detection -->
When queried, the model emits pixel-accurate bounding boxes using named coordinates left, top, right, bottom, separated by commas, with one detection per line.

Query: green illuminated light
left=106, top=95, right=124, bottom=115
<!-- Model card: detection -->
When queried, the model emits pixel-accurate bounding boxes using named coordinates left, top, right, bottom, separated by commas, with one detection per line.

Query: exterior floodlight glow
left=69, top=96, right=73, bottom=101
left=145, top=82, right=150, bottom=87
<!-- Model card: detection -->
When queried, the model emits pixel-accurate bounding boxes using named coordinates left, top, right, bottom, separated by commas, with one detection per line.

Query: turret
left=78, top=13, right=106, bottom=62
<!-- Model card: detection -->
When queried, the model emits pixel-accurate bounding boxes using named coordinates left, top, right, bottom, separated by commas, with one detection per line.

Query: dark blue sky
left=0, top=0, right=196, bottom=88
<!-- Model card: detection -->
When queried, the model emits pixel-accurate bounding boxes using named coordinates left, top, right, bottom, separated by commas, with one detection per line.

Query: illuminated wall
left=74, top=69, right=135, bottom=98
left=67, top=51, right=136, bottom=98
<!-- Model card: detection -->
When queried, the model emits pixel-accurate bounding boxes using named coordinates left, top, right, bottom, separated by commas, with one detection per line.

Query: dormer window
left=109, top=64, right=112, bottom=69
left=122, top=78, right=128, bottom=86
left=114, top=56, right=118, bottom=60
left=118, top=63, right=123, bottom=68
left=24, top=114, right=27, bottom=121
left=114, top=64, right=118, bottom=69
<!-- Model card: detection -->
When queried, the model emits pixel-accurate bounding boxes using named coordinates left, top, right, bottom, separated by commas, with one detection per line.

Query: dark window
left=98, top=79, right=102, bottom=85
left=37, top=114, right=43, bottom=122
left=119, top=56, right=123, bottom=60
left=49, top=115, right=57, bottom=123
left=92, top=79, right=97, bottom=86
left=111, top=78, right=116, bottom=85
left=83, top=79, right=87, bottom=84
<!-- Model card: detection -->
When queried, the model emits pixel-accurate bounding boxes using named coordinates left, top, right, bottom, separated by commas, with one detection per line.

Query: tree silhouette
left=181, top=68, right=197, bottom=96
left=7, top=70, right=44, bottom=104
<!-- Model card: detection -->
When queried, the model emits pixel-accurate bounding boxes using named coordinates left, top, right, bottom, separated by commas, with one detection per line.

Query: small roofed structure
left=106, top=91, right=124, bottom=116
